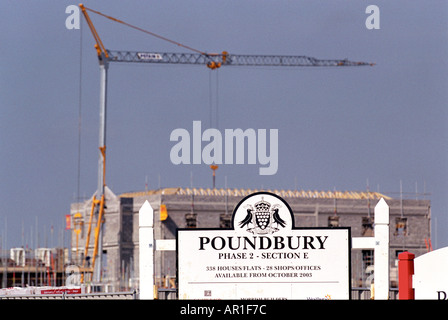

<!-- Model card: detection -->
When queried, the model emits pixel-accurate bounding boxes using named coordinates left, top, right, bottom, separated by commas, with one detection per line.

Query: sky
left=1, top=1, right=447, bottom=249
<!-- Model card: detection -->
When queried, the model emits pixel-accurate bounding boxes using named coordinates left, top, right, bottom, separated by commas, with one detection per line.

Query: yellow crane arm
left=79, top=4, right=109, bottom=59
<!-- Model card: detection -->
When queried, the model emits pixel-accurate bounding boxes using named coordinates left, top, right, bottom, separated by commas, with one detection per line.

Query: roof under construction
left=120, top=187, right=391, bottom=200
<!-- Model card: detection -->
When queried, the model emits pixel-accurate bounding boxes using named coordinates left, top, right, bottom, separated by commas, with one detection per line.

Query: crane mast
left=79, top=4, right=373, bottom=286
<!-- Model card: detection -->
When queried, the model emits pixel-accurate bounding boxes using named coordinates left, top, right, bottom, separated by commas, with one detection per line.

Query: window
left=121, top=197, right=134, bottom=242
left=122, top=214, right=133, bottom=242
left=220, top=214, right=231, bottom=228
left=395, top=217, right=407, bottom=236
left=395, top=250, right=406, bottom=259
left=362, top=249, right=374, bottom=286
left=185, top=213, right=197, bottom=228
left=362, top=249, right=374, bottom=266
left=362, top=217, right=374, bottom=237
left=328, top=216, right=339, bottom=227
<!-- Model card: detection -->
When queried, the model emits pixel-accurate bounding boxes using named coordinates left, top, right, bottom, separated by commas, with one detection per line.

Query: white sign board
left=177, top=192, right=351, bottom=300
left=413, top=246, right=448, bottom=300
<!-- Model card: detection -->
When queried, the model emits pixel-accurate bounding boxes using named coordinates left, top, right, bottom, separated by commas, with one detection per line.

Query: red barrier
left=398, top=251, right=415, bottom=300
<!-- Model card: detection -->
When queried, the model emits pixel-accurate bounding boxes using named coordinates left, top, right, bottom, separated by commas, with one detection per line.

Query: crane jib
left=107, top=50, right=374, bottom=68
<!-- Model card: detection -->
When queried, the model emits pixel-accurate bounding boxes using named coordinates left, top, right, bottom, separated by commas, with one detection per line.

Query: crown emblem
left=254, top=198, right=271, bottom=212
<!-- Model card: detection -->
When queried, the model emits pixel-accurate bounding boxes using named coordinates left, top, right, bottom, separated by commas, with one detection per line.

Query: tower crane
left=78, top=4, right=374, bottom=285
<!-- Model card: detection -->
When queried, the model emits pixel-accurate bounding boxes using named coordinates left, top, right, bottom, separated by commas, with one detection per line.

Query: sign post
left=177, top=192, right=351, bottom=300
left=139, top=200, right=154, bottom=299
left=351, top=198, right=390, bottom=300
left=373, top=198, right=389, bottom=300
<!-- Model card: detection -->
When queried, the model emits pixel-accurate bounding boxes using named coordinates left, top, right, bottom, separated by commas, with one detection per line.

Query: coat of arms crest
left=238, top=197, right=286, bottom=234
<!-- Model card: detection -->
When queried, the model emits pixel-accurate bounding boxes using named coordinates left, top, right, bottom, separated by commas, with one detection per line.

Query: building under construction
left=68, top=186, right=431, bottom=293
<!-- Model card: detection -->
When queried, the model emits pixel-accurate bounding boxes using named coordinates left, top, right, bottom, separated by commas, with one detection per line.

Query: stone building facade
left=70, top=187, right=431, bottom=292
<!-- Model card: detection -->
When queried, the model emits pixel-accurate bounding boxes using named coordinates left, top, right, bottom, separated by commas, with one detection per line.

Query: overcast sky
left=1, top=1, right=447, bottom=249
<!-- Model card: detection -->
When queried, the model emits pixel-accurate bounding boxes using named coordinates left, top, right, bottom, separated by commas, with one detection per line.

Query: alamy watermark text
left=170, top=121, right=278, bottom=175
